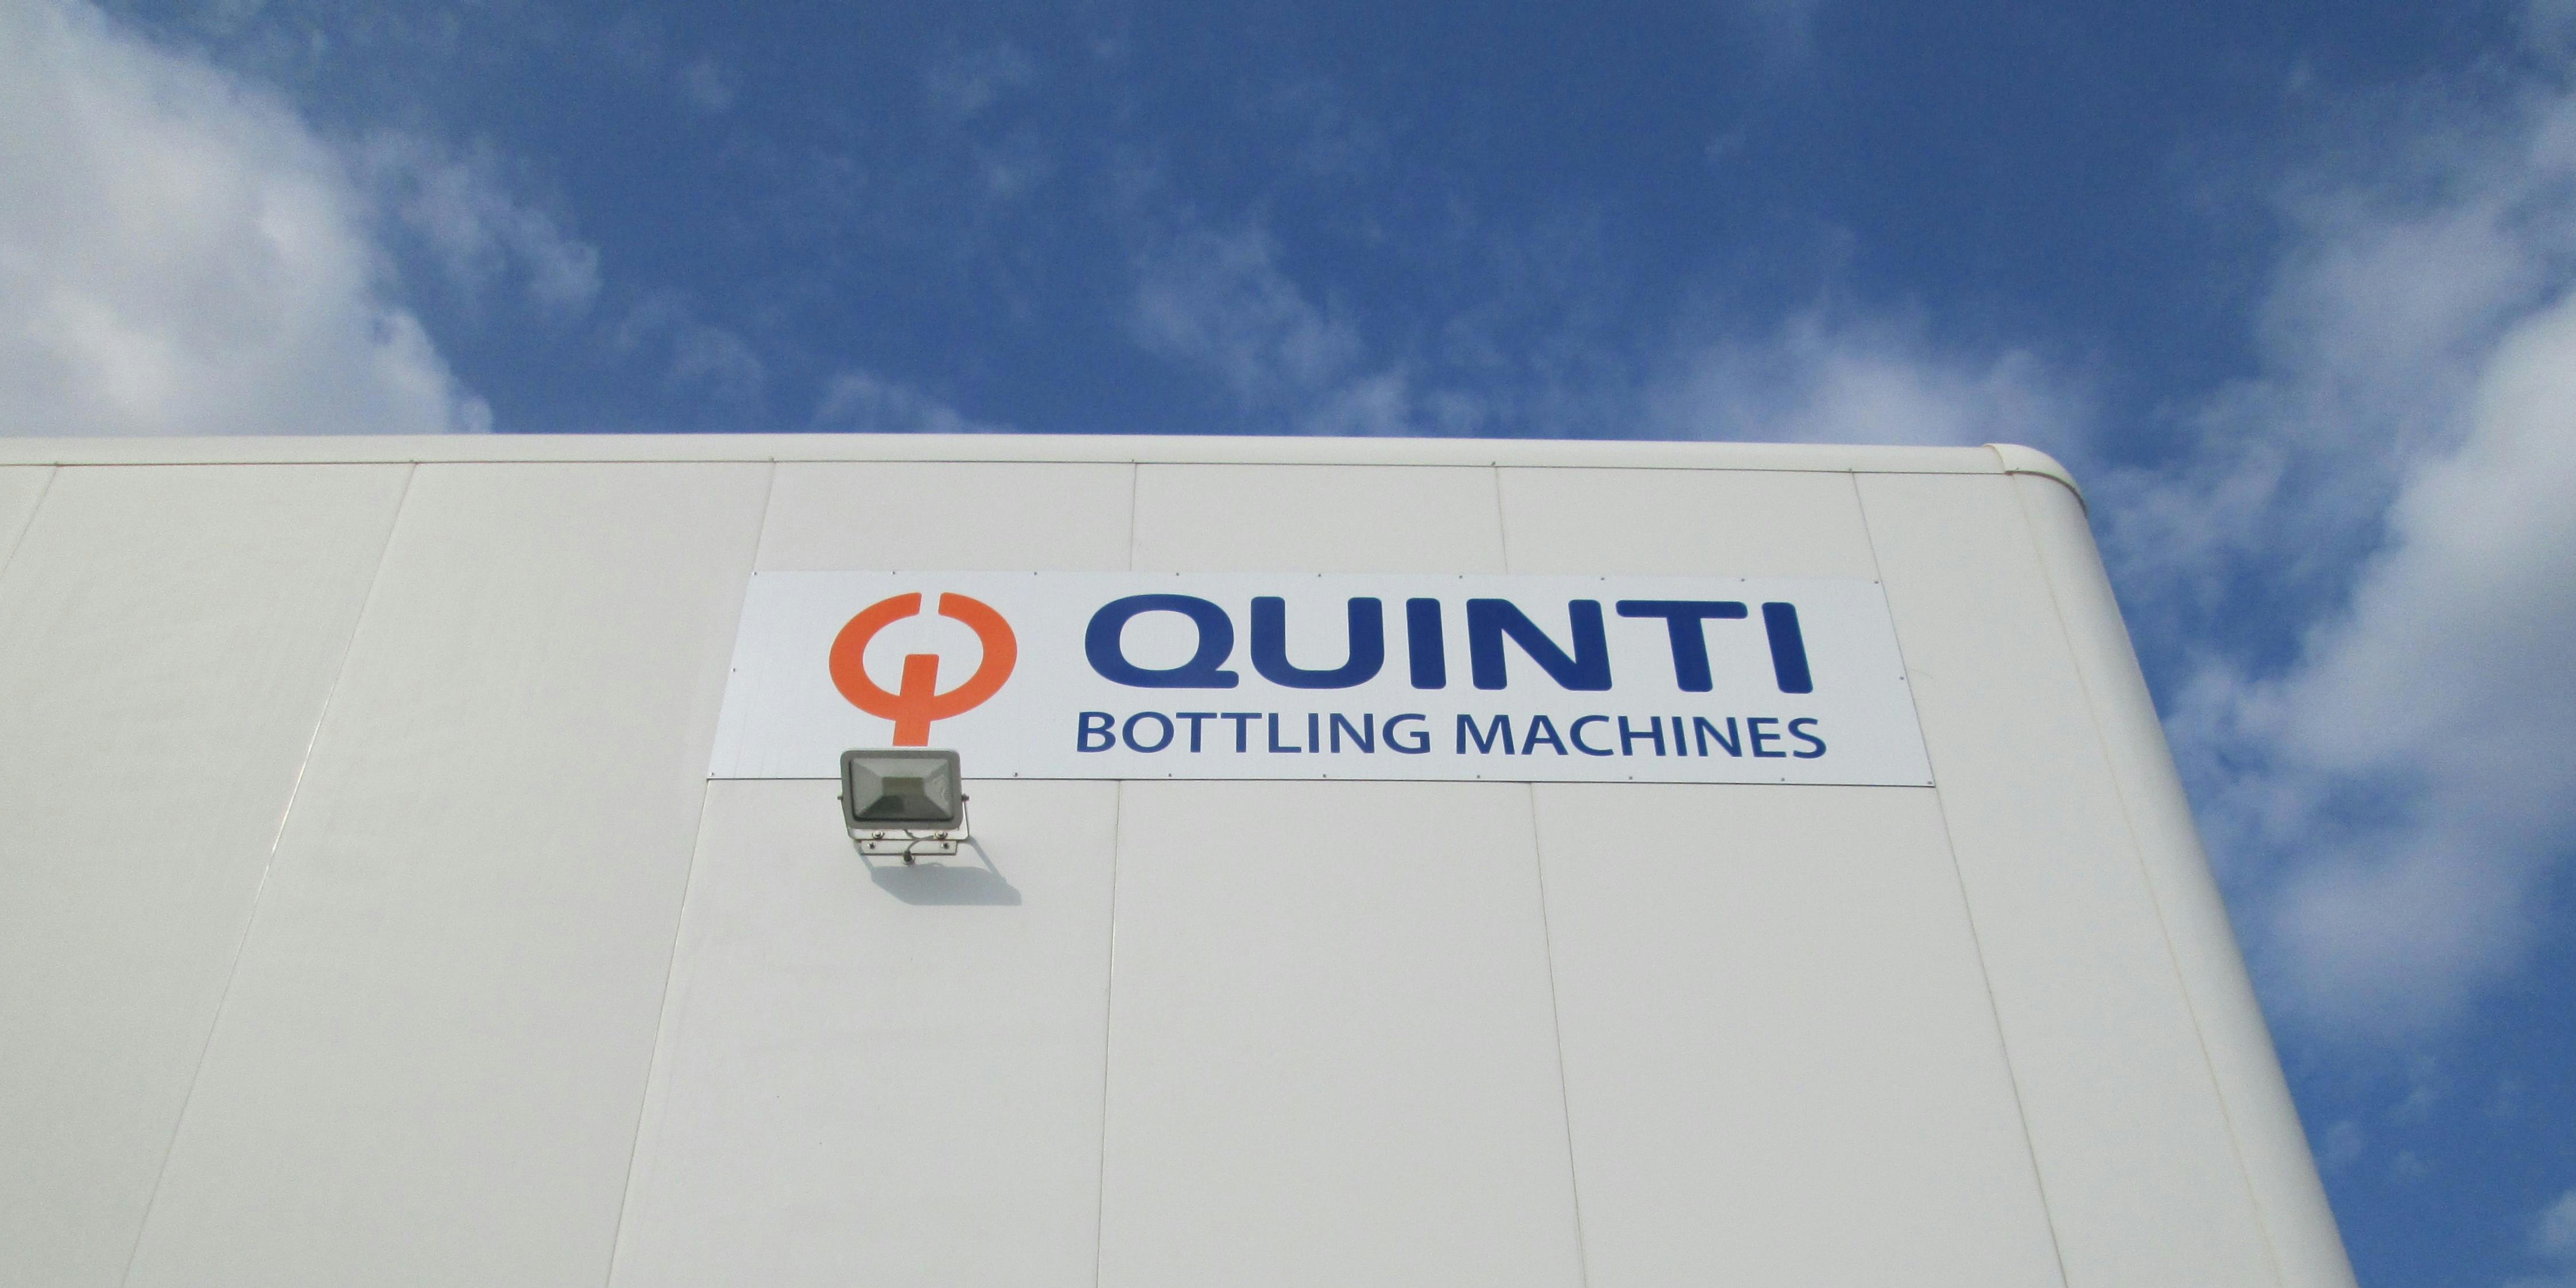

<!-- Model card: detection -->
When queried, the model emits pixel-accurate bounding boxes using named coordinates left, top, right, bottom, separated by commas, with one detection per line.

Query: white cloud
left=1644, top=309, right=2081, bottom=449
left=1129, top=220, right=1368, bottom=413
left=1266, top=79, right=1392, bottom=181
left=602, top=12, right=670, bottom=77
left=1726, top=0, right=1829, bottom=60
left=2530, top=0, right=2576, bottom=56
left=1295, top=368, right=1418, bottom=437
left=599, top=12, right=734, bottom=116
left=2256, top=294, right=2576, bottom=1030
left=614, top=293, right=763, bottom=410
left=0, top=0, right=486, bottom=434
left=2509, top=1189, right=2576, bottom=1288
left=1117, top=188, right=2076, bottom=445
left=678, top=59, right=733, bottom=115
left=811, top=370, right=1008, bottom=435
left=2122, top=66, right=2576, bottom=1041
left=2540, top=1189, right=2576, bottom=1259
left=924, top=44, right=1035, bottom=122
left=358, top=132, right=601, bottom=316
left=2504, top=1271, right=2576, bottom=1287
left=1121, top=215, right=1504, bottom=437
left=974, top=129, right=1053, bottom=202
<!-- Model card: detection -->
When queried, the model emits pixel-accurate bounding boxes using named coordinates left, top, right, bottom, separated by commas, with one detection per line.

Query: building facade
left=0, top=435, right=2354, bottom=1286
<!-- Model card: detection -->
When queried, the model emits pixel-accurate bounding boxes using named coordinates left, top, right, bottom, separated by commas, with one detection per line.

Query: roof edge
left=1987, top=443, right=2085, bottom=511
left=0, top=432, right=2019, bottom=475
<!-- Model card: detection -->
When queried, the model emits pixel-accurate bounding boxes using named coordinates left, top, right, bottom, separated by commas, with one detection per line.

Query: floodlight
left=839, top=749, right=971, bottom=862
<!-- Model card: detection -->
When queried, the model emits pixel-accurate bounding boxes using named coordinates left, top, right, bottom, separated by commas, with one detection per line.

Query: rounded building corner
left=1986, top=444, right=2085, bottom=510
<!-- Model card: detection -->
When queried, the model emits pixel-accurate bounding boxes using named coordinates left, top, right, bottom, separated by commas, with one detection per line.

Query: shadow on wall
left=860, top=840, right=1022, bottom=906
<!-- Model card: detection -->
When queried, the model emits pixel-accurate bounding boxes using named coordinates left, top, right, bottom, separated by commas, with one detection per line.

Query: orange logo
left=828, top=592, right=1018, bottom=745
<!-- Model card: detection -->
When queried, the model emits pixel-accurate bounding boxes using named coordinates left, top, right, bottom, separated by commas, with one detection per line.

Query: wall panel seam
left=598, top=457, right=777, bottom=1286
left=2002, top=477, right=2288, bottom=1286
left=1521, top=783, right=1593, bottom=1288
left=1090, top=781, right=1127, bottom=1288
left=598, top=785, right=723, bottom=1288
left=0, top=465, right=57, bottom=584
left=745, top=457, right=784, bottom=570
left=1123, top=462, right=1140, bottom=573
left=1849, top=470, right=2074, bottom=1287
left=114, top=460, right=420, bottom=1288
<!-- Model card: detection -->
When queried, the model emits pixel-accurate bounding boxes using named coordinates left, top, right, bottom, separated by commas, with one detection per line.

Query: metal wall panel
left=2009, top=475, right=2356, bottom=1287
left=1131, top=463, right=1506, bottom=572
left=1534, top=782, right=2064, bottom=1286
left=1497, top=466, right=1879, bottom=578
left=757, top=460, right=1136, bottom=571
left=0, top=466, right=48, bottom=570
left=1857, top=472, right=2279, bottom=1286
left=0, top=464, right=408, bottom=1288
left=609, top=779, right=1118, bottom=1287
left=122, top=463, right=769, bottom=1288
left=1097, top=781, right=1585, bottom=1288
left=1104, top=457, right=1578, bottom=1283
left=1501, top=461, right=2060, bottom=1279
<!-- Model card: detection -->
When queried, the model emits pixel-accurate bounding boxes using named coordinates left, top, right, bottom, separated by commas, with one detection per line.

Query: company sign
left=709, top=573, right=1931, bottom=786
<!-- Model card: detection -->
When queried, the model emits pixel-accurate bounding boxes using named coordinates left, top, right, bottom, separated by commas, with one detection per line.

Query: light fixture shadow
left=859, top=838, right=1022, bottom=907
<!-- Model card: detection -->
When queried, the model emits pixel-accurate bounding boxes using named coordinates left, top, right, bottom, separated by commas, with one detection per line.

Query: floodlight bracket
left=849, top=797, right=973, bottom=864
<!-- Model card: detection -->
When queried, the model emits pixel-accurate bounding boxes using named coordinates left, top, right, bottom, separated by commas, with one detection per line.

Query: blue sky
left=6, top=1, right=2576, bottom=1282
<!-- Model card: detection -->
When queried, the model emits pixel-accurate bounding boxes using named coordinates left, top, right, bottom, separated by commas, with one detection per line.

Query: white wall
left=0, top=436, right=2354, bottom=1288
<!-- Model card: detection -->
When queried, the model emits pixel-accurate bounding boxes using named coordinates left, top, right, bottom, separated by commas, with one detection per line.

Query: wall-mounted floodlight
left=839, top=749, right=971, bottom=863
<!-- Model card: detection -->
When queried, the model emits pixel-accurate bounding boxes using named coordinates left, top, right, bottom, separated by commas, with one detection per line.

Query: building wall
left=0, top=437, right=2354, bottom=1288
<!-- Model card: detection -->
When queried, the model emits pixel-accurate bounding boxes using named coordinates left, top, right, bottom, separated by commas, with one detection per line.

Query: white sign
left=709, top=573, right=1932, bottom=786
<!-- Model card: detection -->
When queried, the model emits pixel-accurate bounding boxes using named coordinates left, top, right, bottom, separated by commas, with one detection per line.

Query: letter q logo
left=828, top=592, right=1017, bottom=745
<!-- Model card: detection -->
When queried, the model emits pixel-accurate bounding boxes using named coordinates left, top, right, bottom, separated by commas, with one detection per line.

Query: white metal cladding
left=0, top=436, right=2356, bottom=1288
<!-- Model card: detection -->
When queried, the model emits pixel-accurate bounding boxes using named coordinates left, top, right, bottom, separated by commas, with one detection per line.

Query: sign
left=708, top=573, right=1932, bottom=786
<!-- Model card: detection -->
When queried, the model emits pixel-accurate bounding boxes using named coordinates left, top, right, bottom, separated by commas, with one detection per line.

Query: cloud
left=1265, top=79, right=1392, bottom=181
left=811, top=370, right=1008, bottom=434
left=2530, top=0, right=2576, bottom=56
left=1725, top=0, right=1830, bottom=60
left=614, top=293, right=764, bottom=410
left=924, top=43, right=1035, bottom=122
left=1117, top=187, right=2078, bottom=445
left=2541, top=1189, right=2576, bottom=1259
left=1121, top=215, right=1508, bottom=437
left=972, top=128, right=1053, bottom=202
left=678, top=59, right=733, bottom=115
left=2256, top=296, right=2576, bottom=1030
left=358, top=133, right=602, bottom=316
left=2507, top=1188, right=2576, bottom=1288
left=0, top=0, right=486, bottom=434
left=1644, top=308, right=2082, bottom=448
left=1128, top=220, right=1366, bottom=412
left=2118, top=63, right=2576, bottom=1041
left=602, top=12, right=670, bottom=77
left=594, top=17, right=735, bottom=118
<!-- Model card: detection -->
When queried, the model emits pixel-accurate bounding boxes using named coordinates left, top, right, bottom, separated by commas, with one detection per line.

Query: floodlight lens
left=841, top=750, right=963, bottom=828
left=857, top=773, right=934, bottom=820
